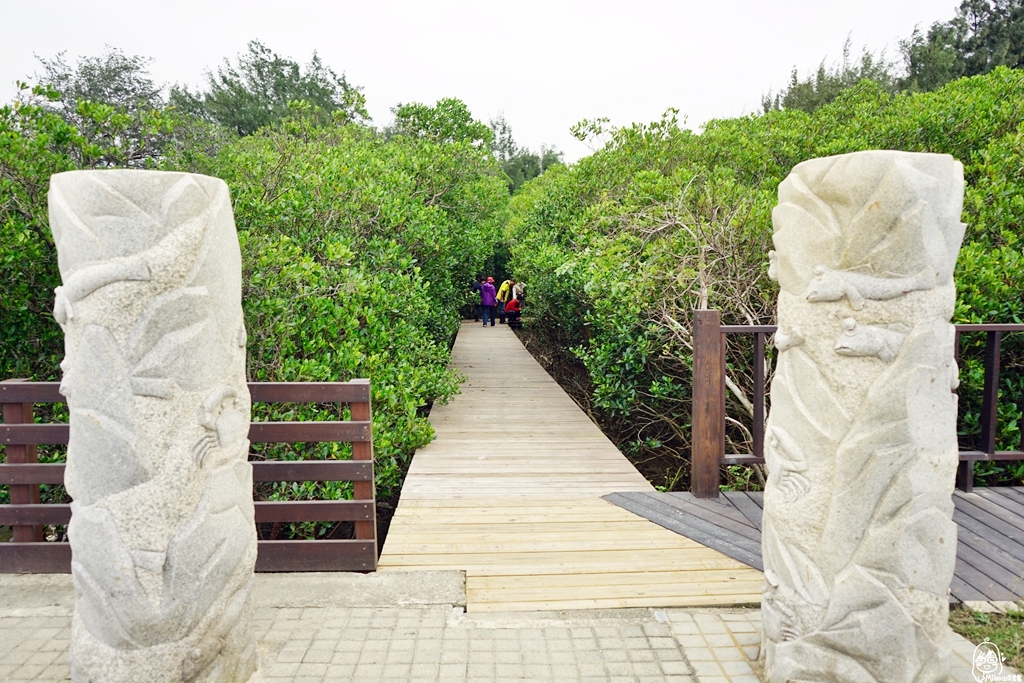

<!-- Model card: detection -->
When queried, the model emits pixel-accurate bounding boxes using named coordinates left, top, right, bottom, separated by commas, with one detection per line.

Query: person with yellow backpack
left=496, top=278, right=515, bottom=324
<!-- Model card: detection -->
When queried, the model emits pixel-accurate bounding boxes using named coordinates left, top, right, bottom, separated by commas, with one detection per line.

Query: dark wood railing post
left=958, top=331, right=1002, bottom=493
left=979, top=331, right=1002, bottom=458
left=692, top=310, right=724, bottom=498
left=349, top=379, right=378, bottom=563
left=1, top=379, right=44, bottom=542
left=753, top=332, right=766, bottom=461
left=953, top=329, right=968, bottom=491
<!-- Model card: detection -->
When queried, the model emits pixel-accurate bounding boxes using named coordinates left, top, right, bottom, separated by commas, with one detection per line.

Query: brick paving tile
left=685, top=646, right=715, bottom=661
left=692, top=617, right=728, bottom=634
left=655, top=647, right=685, bottom=662
left=721, top=660, right=756, bottom=675
left=704, top=633, right=734, bottom=647
left=691, top=660, right=727, bottom=677
left=605, top=660, right=635, bottom=676
left=628, top=648, right=657, bottom=662
left=660, top=660, right=693, bottom=675
left=9, top=600, right=1018, bottom=683
left=715, top=647, right=749, bottom=663
left=644, top=623, right=673, bottom=637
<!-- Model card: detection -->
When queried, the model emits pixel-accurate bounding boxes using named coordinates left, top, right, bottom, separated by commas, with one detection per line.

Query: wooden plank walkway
left=606, top=488, right=1024, bottom=604
left=378, top=321, right=764, bottom=612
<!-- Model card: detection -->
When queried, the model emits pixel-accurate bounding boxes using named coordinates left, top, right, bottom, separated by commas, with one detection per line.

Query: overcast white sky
left=1, top=0, right=957, bottom=162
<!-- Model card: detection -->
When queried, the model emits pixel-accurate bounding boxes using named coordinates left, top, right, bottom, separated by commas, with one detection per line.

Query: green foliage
left=767, top=1, right=1024, bottom=114
left=0, top=80, right=174, bottom=508
left=763, top=38, right=899, bottom=113
left=1, top=48, right=237, bottom=379
left=500, top=146, right=563, bottom=194
left=0, top=83, right=174, bottom=382
left=171, top=40, right=368, bottom=137
left=391, top=98, right=492, bottom=146
left=721, top=465, right=763, bottom=492
left=34, top=48, right=179, bottom=168
left=903, top=0, right=1024, bottom=92
left=901, top=23, right=967, bottom=92
left=949, top=607, right=1024, bottom=671
left=489, top=115, right=518, bottom=161
left=508, top=69, right=1024, bottom=487
left=172, top=105, right=508, bottom=499
left=0, top=85, right=78, bottom=382
left=1, top=77, right=507, bottom=513
left=489, top=114, right=564, bottom=193
left=37, top=47, right=164, bottom=118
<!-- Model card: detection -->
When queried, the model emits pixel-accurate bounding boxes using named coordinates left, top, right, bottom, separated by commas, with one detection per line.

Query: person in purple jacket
left=480, top=277, right=497, bottom=327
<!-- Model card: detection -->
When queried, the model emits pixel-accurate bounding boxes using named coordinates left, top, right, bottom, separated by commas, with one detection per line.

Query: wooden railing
left=690, top=310, right=1024, bottom=497
left=0, top=379, right=377, bottom=573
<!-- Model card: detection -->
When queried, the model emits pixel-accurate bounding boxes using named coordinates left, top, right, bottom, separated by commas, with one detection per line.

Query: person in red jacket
left=504, top=295, right=522, bottom=326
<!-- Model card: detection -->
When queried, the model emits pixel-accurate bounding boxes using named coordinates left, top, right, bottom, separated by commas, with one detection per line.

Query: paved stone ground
left=0, top=573, right=1009, bottom=682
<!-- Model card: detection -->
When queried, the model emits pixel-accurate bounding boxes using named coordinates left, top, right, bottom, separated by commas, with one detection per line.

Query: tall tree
left=764, top=2, right=1024, bottom=113
left=901, top=0, right=1024, bottom=91
left=900, top=23, right=966, bottom=91
left=171, top=41, right=367, bottom=136
left=762, top=38, right=898, bottom=113
left=37, top=47, right=164, bottom=118
left=34, top=47, right=172, bottom=167
left=489, top=114, right=518, bottom=162
left=488, top=115, right=563, bottom=193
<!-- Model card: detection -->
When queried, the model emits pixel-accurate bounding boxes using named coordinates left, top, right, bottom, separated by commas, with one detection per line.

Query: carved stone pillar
left=762, top=151, right=964, bottom=683
left=49, top=171, right=258, bottom=683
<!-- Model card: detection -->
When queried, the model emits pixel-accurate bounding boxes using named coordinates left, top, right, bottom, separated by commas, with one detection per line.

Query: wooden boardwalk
left=607, top=488, right=1024, bottom=604
left=378, top=321, right=764, bottom=612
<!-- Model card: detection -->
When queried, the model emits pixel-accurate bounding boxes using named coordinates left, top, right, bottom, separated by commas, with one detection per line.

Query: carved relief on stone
left=49, top=171, right=258, bottom=683
left=762, top=151, right=964, bottom=683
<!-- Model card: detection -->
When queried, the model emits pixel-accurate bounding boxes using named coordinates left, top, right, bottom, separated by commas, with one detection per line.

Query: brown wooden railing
left=690, top=310, right=1024, bottom=498
left=0, top=379, right=377, bottom=573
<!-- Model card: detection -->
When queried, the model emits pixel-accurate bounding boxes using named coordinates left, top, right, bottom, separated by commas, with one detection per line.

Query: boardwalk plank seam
left=724, top=491, right=765, bottom=530
left=976, top=488, right=1024, bottom=518
left=377, top=322, right=763, bottom=611
left=604, top=490, right=1024, bottom=603
left=603, top=492, right=764, bottom=571
left=953, top=509, right=1024, bottom=563
left=652, top=492, right=761, bottom=541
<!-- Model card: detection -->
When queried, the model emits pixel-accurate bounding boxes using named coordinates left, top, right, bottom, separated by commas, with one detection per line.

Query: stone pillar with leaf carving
left=50, top=171, right=258, bottom=683
left=762, top=151, right=964, bottom=683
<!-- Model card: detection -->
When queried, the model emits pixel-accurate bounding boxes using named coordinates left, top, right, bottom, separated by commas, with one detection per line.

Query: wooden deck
left=378, top=321, right=764, bottom=612
left=607, top=488, right=1024, bottom=603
